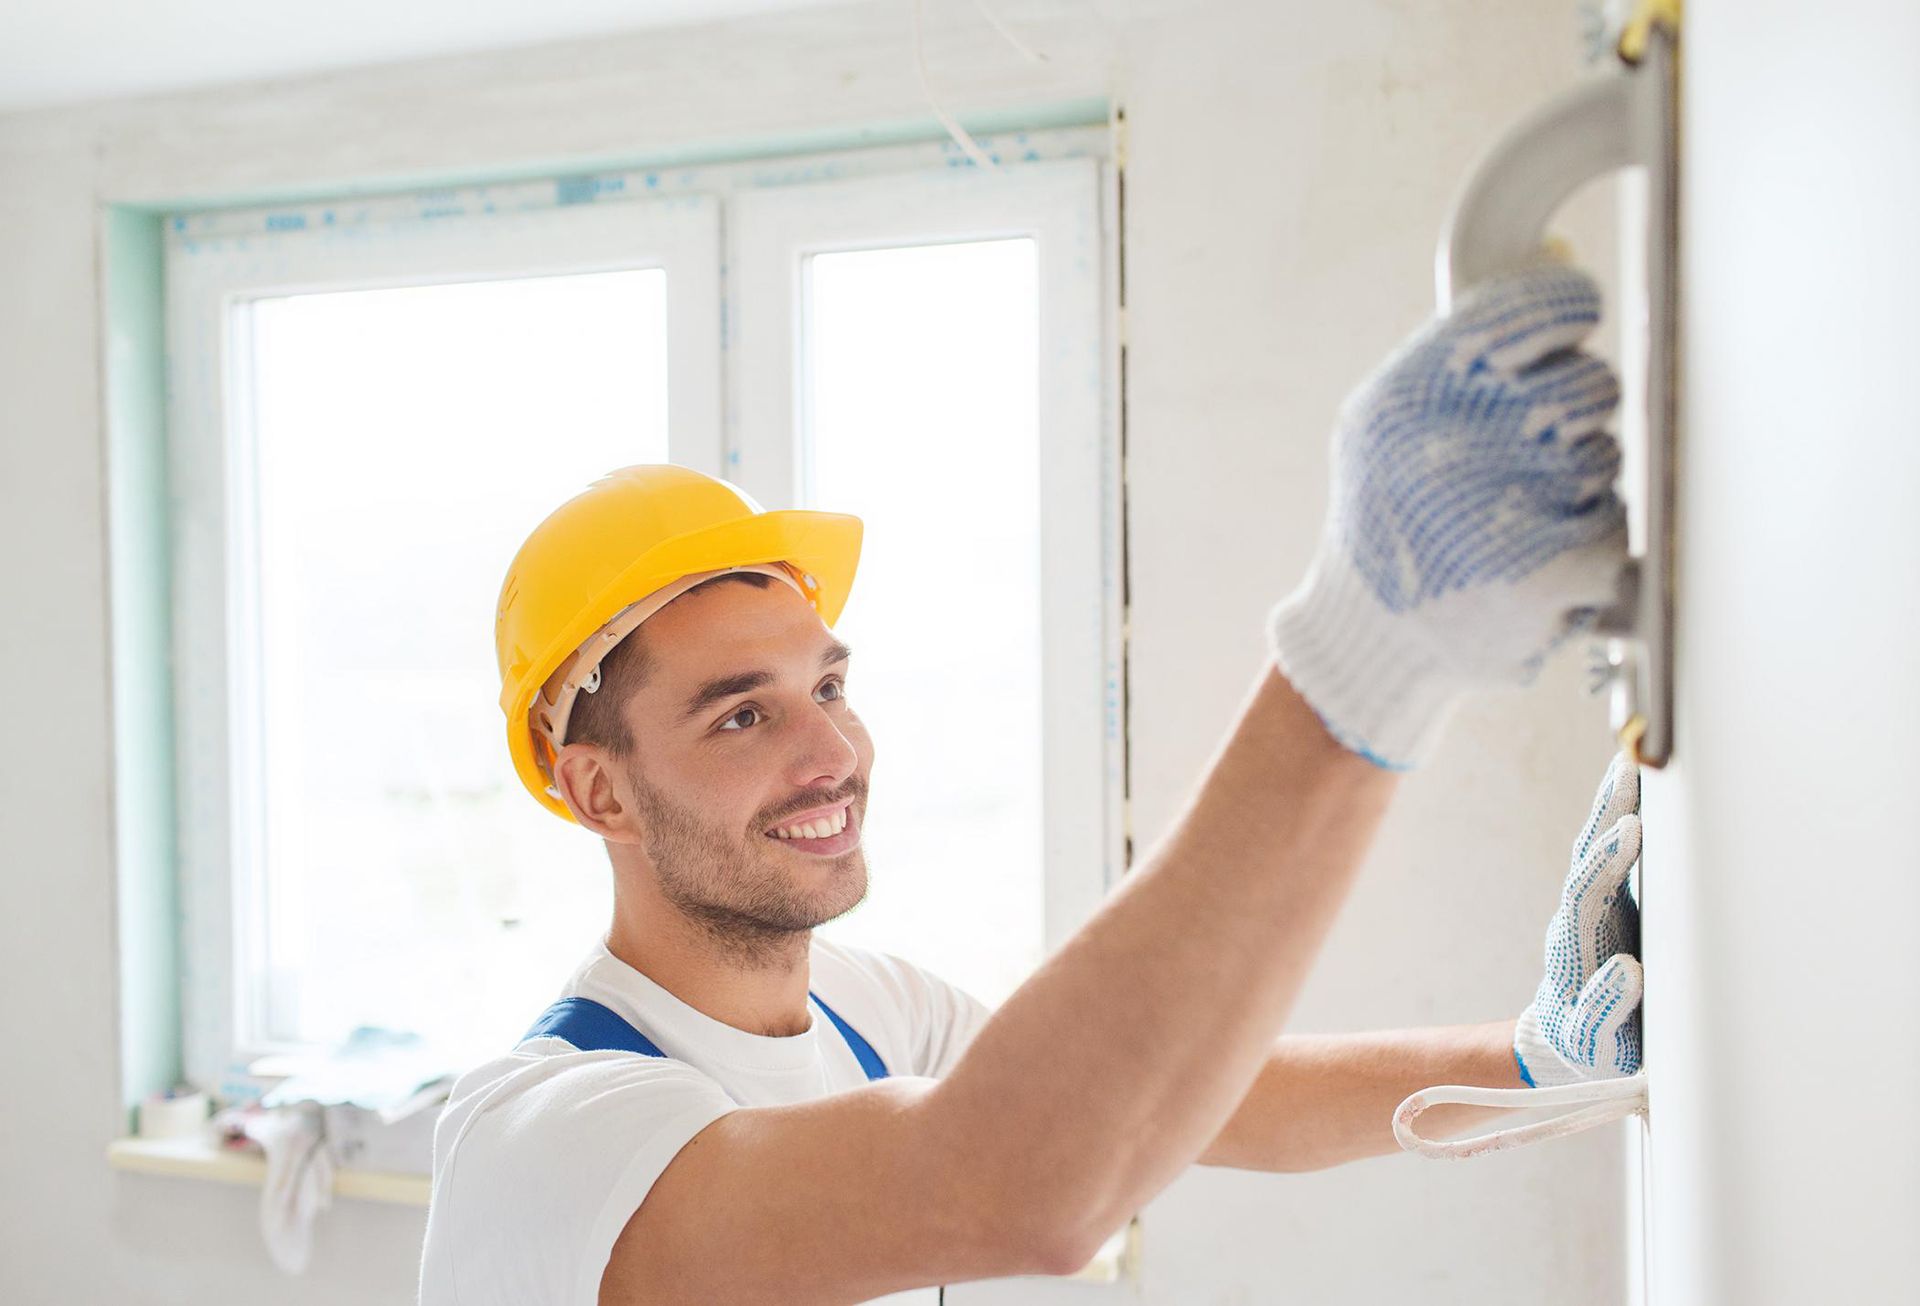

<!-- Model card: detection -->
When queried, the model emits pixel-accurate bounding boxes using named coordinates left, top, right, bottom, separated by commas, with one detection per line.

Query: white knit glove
left=1513, top=752, right=1644, bottom=1087
left=1268, top=262, right=1629, bottom=768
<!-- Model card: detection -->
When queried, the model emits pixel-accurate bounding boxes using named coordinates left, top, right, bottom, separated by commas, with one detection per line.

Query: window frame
left=157, top=124, right=1122, bottom=1090
left=727, top=156, right=1122, bottom=955
left=167, top=197, right=725, bottom=1087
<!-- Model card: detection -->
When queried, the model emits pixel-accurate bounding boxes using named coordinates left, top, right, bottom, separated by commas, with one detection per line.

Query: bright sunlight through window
left=243, top=270, right=667, bottom=1062
left=803, top=239, right=1044, bottom=1008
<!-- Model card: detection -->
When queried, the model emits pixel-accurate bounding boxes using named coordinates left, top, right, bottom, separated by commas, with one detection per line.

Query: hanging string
left=913, top=0, right=1052, bottom=172
left=967, top=0, right=1052, bottom=64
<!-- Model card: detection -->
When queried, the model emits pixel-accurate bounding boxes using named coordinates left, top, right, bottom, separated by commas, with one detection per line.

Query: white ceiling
left=0, top=0, right=849, bottom=113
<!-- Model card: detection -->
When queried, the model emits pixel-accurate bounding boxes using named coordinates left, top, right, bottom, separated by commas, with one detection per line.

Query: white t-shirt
left=417, top=935, right=992, bottom=1306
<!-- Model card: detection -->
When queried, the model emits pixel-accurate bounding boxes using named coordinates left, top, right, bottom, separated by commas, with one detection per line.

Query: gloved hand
left=1268, top=262, right=1629, bottom=768
left=1513, top=751, right=1644, bottom=1087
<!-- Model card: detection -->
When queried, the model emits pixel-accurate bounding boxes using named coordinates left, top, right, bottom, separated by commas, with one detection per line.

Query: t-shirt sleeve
left=911, top=961, right=994, bottom=1079
left=421, top=1048, right=737, bottom=1306
left=811, top=940, right=996, bottom=1080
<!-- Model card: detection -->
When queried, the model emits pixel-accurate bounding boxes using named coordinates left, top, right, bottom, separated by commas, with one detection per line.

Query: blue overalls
left=521, top=991, right=890, bottom=1081
left=521, top=993, right=943, bottom=1302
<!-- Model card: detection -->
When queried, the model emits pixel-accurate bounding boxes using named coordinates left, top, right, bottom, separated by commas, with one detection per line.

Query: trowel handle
left=1434, top=24, right=1680, bottom=769
left=1436, top=65, right=1660, bottom=310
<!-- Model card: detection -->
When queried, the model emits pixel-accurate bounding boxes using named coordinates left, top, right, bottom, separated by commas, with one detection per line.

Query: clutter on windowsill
left=106, top=1134, right=430, bottom=1205
left=106, top=1026, right=461, bottom=1273
left=108, top=1028, right=1139, bottom=1284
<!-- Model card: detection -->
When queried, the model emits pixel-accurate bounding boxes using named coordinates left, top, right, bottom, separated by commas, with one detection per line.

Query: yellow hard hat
left=494, top=464, right=862, bottom=823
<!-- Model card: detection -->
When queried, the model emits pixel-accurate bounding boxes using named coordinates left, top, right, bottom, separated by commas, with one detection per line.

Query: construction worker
left=417, top=262, right=1643, bottom=1305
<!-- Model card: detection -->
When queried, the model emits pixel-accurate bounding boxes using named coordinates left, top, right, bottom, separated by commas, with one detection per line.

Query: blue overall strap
left=809, top=991, right=890, bottom=1082
left=522, top=996, right=668, bottom=1057
left=523, top=993, right=889, bottom=1083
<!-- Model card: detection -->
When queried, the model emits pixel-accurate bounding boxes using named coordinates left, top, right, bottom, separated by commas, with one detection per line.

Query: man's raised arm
left=1198, top=750, right=1647, bottom=1174
left=601, top=264, right=1629, bottom=1304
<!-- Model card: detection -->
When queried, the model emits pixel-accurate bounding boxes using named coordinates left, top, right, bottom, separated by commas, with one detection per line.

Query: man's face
left=611, top=578, right=874, bottom=942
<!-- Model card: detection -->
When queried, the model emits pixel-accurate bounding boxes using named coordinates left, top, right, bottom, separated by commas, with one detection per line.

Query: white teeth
left=771, top=807, right=848, bottom=840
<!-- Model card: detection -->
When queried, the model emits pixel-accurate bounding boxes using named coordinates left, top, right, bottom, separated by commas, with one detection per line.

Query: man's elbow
left=913, top=1100, right=1108, bottom=1280
left=1025, top=1222, right=1117, bottom=1278
left=931, top=1157, right=1089, bottom=1278
left=957, top=1210, right=1105, bottom=1281
left=975, top=1162, right=1130, bottom=1277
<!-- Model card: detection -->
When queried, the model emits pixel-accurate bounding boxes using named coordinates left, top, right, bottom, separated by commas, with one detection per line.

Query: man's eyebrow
left=680, top=643, right=852, bottom=721
left=681, top=670, right=774, bottom=721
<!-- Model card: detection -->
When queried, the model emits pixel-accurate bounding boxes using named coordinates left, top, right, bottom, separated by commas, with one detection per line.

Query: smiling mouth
left=763, top=802, right=859, bottom=853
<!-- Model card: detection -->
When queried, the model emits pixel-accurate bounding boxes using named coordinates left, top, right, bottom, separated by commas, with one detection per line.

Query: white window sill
left=104, top=1137, right=1138, bottom=1284
left=105, top=1135, right=430, bottom=1207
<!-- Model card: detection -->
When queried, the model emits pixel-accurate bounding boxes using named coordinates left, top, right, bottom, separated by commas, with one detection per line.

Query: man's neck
left=604, top=893, right=815, bottom=1038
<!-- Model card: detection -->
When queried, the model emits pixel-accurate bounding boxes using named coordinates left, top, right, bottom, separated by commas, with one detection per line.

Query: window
left=243, top=272, right=667, bottom=1056
left=728, top=159, right=1120, bottom=1003
left=802, top=240, right=1048, bottom=1002
left=159, top=127, right=1119, bottom=1084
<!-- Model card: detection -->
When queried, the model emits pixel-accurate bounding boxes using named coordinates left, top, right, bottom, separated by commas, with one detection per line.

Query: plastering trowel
left=1440, top=0, right=1681, bottom=772
left=1395, top=0, right=1679, bottom=1158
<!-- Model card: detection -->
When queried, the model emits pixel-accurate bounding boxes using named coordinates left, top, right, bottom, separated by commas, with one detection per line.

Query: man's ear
left=552, top=745, right=642, bottom=843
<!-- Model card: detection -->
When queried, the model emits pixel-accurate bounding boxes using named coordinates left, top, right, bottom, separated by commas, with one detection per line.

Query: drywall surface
left=0, top=1, right=1628, bottom=1301
left=1638, top=1, right=1920, bottom=1302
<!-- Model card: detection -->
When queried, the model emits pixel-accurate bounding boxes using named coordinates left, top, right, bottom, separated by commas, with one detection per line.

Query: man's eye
left=816, top=679, right=844, bottom=703
left=718, top=706, right=761, bottom=732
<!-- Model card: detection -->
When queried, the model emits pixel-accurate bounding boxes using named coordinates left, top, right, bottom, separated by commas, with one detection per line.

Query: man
left=417, top=262, right=1643, bottom=1305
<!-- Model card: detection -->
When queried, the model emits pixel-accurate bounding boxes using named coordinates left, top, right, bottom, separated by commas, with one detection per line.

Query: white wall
left=1639, top=2, right=1920, bottom=1302
left=0, top=1, right=1631, bottom=1301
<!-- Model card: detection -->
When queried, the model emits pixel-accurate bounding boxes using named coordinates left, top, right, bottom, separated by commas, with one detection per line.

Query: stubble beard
left=631, top=768, right=870, bottom=967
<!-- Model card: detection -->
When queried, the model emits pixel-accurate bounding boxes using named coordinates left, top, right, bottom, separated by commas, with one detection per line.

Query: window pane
left=803, top=239, right=1042, bottom=1007
left=243, top=270, right=668, bottom=1061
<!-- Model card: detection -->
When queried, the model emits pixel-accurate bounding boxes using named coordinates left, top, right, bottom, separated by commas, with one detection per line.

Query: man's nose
left=788, top=699, right=858, bottom=787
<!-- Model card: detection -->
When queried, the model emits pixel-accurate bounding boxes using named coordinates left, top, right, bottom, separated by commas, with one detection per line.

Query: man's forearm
left=923, top=663, right=1397, bottom=1263
left=1197, top=1020, right=1525, bottom=1173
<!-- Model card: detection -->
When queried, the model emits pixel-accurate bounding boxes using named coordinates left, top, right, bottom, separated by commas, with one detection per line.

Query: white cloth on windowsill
left=240, top=1102, right=334, bottom=1274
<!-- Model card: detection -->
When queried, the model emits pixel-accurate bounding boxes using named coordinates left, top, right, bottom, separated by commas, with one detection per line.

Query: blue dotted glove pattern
left=1517, top=752, right=1645, bottom=1085
left=1337, top=265, right=1625, bottom=615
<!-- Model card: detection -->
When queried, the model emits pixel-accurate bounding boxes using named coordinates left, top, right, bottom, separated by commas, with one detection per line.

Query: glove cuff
left=1512, top=1007, right=1572, bottom=1089
left=1266, top=548, right=1463, bottom=770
